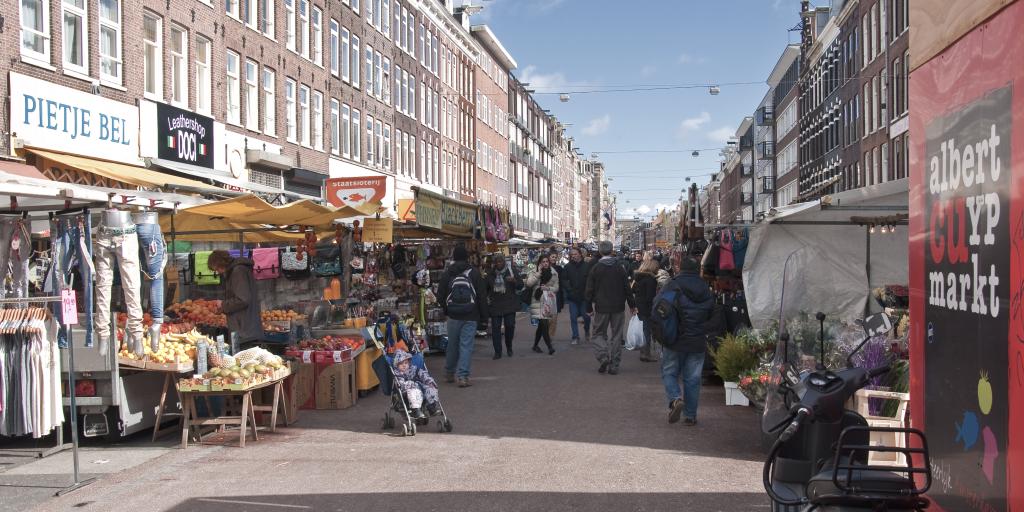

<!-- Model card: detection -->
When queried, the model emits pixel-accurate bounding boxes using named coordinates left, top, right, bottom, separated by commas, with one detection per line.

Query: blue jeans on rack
left=136, top=223, right=166, bottom=322
left=48, top=213, right=94, bottom=348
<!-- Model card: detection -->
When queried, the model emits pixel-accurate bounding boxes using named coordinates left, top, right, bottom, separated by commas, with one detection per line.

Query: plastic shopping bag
left=625, top=315, right=646, bottom=351
left=541, top=289, right=558, bottom=319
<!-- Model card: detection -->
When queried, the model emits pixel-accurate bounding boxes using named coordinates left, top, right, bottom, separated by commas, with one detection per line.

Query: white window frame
left=330, top=98, right=340, bottom=155
left=382, top=56, right=391, bottom=104
left=20, top=0, right=52, bottom=65
left=409, top=134, right=416, bottom=178
left=170, top=25, right=188, bottom=107
left=143, top=12, right=163, bottom=100
left=352, top=108, right=361, bottom=160
left=341, top=27, right=350, bottom=81
left=366, top=115, right=375, bottom=163
left=259, top=0, right=275, bottom=37
left=226, top=50, right=242, bottom=125
left=374, top=119, right=383, bottom=166
left=373, top=50, right=382, bottom=99
left=226, top=0, right=239, bottom=19
left=313, top=90, right=324, bottom=151
left=195, top=35, right=212, bottom=114
left=383, top=124, right=391, bottom=170
left=299, top=84, right=311, bottom=146
left=263, top=68, right=276, bottom=135
left=342, top=104, right=351, bottom=158
left=329, top=19, right=339, bottom=76
left=365, top=45, right=373, bottom=93
left=350, top=34, right=360, bottom=88
left=243, top=0, right=256, bottom=28
left=62, top=0, right=89, bottom=75
left=382, top=0, right=390, bottom=38
left=285, top=0, right=295, bottom=50
left=312, top=6, right=322, bottom=65
left=298, top=0, right=309, bottom=58
left=245, top=59, right=259, bottom=130
left=98, top=0, right=122, bottom=83
left=285, top=78, right=297, bottom=142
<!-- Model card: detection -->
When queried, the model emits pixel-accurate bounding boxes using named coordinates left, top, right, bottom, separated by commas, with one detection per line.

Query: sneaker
left=411, top=408, right=426, bottom=420
left=426, top=402, right=441, bottom=417
left=457, top=378, right=472, bottom=388
left=683, top=417, right=697, bottom=427
left=668, top=399, right=684, bottom=424
left=607, top=367, right=619, bottom=375
left=598, top=362, right=609, bottom=374
left=532, top=346, right=543, bottom=353
left=493, top=353, right=502, bottom=360
left=445, top=373, right=455, bottom=383
left=571, top=337, right=579, bottom=345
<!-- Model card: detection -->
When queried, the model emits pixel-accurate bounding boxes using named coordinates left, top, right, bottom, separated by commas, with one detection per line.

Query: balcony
left=757, top=141, right=775, bottom=160
left=740, top=164, right=753, bottom=177
left=762, top=176, right=776, bottom=193
left=741, top=192, right=753, bottom=205
left=756, top=106, right=774, bottom=125
left=739, top=135, right=754, bottom=150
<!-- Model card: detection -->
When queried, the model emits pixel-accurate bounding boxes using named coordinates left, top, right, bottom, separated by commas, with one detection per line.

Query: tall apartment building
left=550, top=124, right=581, bottom=242
left=577, top=157, right=595, bottom=243
left=469, top=22, right=514, bottom=210
left=508, top=75, right=554, bottom=239
left=770, top=45, right=801, bottom=206
left=753, top=90, right=775, bottom=217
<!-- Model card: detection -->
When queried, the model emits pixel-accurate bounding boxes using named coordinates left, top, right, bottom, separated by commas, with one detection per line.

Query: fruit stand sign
left=362, top=218, right=393, bottom=244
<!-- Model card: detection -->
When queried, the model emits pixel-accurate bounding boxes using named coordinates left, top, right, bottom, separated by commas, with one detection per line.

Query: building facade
left=469, top=22, right=514, bottom=210
left=508, top=75, right=554, bottom=239
left=770, top=45, right=801, bottom=207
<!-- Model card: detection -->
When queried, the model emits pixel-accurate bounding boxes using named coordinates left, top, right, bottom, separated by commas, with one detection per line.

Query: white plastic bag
left=625, top=315, right=646, bottom=351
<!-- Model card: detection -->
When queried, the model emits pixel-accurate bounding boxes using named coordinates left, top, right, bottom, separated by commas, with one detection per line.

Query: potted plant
left=738, top=368, right=771, bottom=409
left=710, top=333, right=759, bottom=406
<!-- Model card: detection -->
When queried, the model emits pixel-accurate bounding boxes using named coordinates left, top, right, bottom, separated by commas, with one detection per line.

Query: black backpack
left=446, top=269, right=477, bottom=315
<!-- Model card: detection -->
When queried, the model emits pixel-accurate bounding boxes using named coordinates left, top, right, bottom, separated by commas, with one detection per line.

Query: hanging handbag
left=485, top=206, right=496, bottom=242
left=228, top=248, right=250, bottom=259
left=718, top=230, right=736, bottom=272
left=312, top=243, right=343, bottom=277
left=281, top=247, right=311, bottom=279
left=252, top=247, right=281, bottom=280
left=700, top=239, right=720, bottom=279
left=496, top=208, right=509, bottom=242
left=191, top=251, right=221, bottom=286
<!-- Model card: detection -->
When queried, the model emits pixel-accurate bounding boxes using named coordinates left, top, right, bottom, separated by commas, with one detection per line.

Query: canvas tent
left=742, top=179, right=908, bottom=327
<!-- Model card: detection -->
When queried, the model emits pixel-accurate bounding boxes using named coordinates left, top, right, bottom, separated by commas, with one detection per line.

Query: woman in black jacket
left=632, top=259, right=661, bottom=362
left=484, top=254, right=523, bottom=359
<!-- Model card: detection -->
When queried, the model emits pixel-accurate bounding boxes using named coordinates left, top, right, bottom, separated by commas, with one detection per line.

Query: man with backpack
left=650, top=255, right=717, bottom=426
left=437, top=244, right=488, bottom=388
left=585, top=241, right=636, bottom=375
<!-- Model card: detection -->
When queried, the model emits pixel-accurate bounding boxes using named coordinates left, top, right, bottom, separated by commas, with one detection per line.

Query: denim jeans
left=661, top=349, right=705, bottom=420
left=568, top=300, right=591, bottom=340
left=135, top=223, right=166, bottom=322
left=491, top=313, right=515, bottom=355
left=48, top=213, right=94, bottom=348
left=445, top=319, right=477, bottom=379
left=0, top=217, right=30, bottom=300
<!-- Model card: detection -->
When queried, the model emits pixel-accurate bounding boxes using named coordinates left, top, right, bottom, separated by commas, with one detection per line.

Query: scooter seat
left=806, top=469, right=928, bottom=509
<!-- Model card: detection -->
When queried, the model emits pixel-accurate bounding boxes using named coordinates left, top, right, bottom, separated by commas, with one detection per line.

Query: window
left=382, top=0, right=390, bottom=37
left=409, top=73, right=415, bottom=118
left=431, top=34, right=438, bottom=74
left=881, top=142, right=889, bottom=182
left=871, top=76, right=879, bottom=133
left=62, top=0, right=88, bottom=73
left=312, top=7, right=322, bottom=65
left=98, top=0, right=121, bottom=82
left=862, top=84, right=869, bottom=137
left=350, top=34, right=360, bottom=87
left=383, top=124, right=391, bottom=170
left=409, top=135, right=416, bottom=178
left=861, top=14, right=869, bottom=68
left=170, top=25, right=188, bottom=106
left=285, top=79, right=297, bottom=141
left=245, top=60, right=258, bottom=129
left=366, top=115, right=375, bottom=163
left=226, top=0, right=239, bottom=19
left=329, top=20, right=339, bottom=75
left=242, top=0, right=256, bottom=27
left=226, top=51, right=241, bottom=124
left=285, top=0, right=295, bottom=50
left=870, top=3, right=878, bottom=61
left=195, top=36, right=211, bottom=114
left=352, top=108, right=361, bottom=160
left=382, top=57, right=391, bottom=104
left=880, top=68, right=888, bottom=126
left=374, top=119, right=383, bottom=166
left=299, top=84, right=310, bottom=146
left=373, top=50, right=382, bottom=98
left=902, top=51, right=909, bottom=116
left=143, top=12, right=162, bottom=98
left=365, top=45, right=373, bottom=92
left=299, top=0, right=309, bottom=57
left=259, top=0, right=274, bottom=36
left=330, top=99, right=340, bottom=155
left=418, top=23, right=425, bottom=65
left=342, top=104, right=351, bottom=157
left=313, top=90, right=323, bottom=150
left=21, top=0, right=51, bottom=63
left=263, top=68, right=276, bottom=135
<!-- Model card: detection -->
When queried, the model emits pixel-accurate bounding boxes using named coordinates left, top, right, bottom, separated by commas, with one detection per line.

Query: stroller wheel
left=410, top=422, right=417, bottom=436
left=437, top=420, right=444, bottom=433
left=444, top=419, right=453, bottom=432
left=401, top=424, right=409, bottom=437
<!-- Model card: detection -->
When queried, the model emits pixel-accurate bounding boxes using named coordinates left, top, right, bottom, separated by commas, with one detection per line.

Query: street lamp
left=709, top=85, right=721, bottom=95
left=559, top=93, right=570, bottom=102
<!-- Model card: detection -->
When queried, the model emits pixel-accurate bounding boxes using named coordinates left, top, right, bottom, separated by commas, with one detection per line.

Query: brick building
left=469, top=23, right=514, bottom=210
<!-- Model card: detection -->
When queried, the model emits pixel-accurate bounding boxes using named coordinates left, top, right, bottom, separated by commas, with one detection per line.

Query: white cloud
left=640, top=64, right=657, bottom=77
left=518, top=65, right=570, bottom=92
left=677, top=53, right=706, bottom=65
left=654, top=203, right=675, bottom=212
left=679, top=112, right=711, bottom=133
left=582, top=114, right=611, bottom=136
left=708, top=126, right=735, bottom=144
left=634, top=205, right=652, bottom=215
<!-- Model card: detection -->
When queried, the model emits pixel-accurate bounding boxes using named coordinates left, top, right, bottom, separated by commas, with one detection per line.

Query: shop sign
left=9, top=72, right=139, bottom=164
left=156, top=102, right=214, bottom=169
left=414, top=189, right=476, bottom=236
left=415, top=191, right=442, bottom=230
left=362, top=218, right=393, bottom=244
left=398, top=199, right=416, bottom=222
left=326, top=176, right=387, bottom=210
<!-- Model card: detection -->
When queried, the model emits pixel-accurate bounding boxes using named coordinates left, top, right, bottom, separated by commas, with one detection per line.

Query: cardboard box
left=315, top=359, right=356, bottom=410
left=286, top=360, right=316, bottom=412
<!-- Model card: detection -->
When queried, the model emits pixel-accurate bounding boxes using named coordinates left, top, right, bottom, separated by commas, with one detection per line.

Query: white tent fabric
left=743, top=179, right=909, bottom=327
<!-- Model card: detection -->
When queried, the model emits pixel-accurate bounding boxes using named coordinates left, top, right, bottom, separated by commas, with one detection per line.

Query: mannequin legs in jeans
left=136, top=223, right=167, bottom=350
left=94, top=231, right=144, bottom=356
left=48, top=214, right=94, bottom=349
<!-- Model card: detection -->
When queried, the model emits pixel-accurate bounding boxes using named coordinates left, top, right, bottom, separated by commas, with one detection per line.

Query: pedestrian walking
left=660, top=256, right=715, bottom=426
left=547, top=251, right=565, bottom=341
left=437, top=244, right=488, bottom=387
left=563, top=247, right=592, bottom=345
left=632, top=259, right=660, bottom=363
left=484, top=254, right=522, bottom=359
left=585, top=241, right=636, bottom=374
left=526, top=254, right=559, bottom=355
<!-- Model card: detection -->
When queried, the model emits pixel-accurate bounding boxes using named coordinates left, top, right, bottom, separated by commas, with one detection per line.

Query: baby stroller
left=370, top=313, right=453, bottom=436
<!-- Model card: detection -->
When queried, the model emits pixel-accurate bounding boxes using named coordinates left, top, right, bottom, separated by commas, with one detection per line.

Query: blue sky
left=462, top=0, right=805, bottom=218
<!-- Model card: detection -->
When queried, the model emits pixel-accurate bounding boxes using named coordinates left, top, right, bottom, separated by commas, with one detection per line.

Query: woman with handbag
left=484, top=254, right=523, bottom=359
left=526, top=254, right=559, bottom=355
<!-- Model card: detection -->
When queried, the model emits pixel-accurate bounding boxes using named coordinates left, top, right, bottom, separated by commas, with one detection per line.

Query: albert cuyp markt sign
left=9, top=72, right=139, bottom=164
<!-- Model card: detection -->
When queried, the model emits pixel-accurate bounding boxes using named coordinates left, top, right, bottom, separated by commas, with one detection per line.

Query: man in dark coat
left=661, top=256, right=715, bottom=426
left=585, top=241, right=636, bottom=375
left=207, top=250, right=262, bottom=344
left=484, top=253, right=522, bottom=359
left=562, top=247, right=592, bottom=344
left=436, top=244, right=488, bottom=387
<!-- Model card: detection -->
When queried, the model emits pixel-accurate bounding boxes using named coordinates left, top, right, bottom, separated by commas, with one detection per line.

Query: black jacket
left=551, top=263, right=566, bottom=310
left=585, top=257, right=635, bottom=314
left=562, top=260, right=591, bottom=303
left=666, top=271, right=715, bottom=353
left=221, top=258, right=263, bottom=342
left=437, top=261, right=489, bottom=321
left=631, top=272, right=658, bottom=320
left=484, top=264, right=523, bottom=316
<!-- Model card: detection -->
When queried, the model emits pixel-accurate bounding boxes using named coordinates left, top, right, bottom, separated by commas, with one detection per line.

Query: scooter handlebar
left=779, top=407, right=811, bottom=443
left=868, top=364, right=891, bottom=379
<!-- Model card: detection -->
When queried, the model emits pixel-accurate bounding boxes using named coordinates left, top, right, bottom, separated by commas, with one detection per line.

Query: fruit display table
left=178, top=376, right=288, bottom=449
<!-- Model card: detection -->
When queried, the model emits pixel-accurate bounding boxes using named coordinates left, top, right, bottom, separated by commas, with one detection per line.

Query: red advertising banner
left=325, top=176, right=386, bottom=210
left=909, top=3, right=1024, bottom=511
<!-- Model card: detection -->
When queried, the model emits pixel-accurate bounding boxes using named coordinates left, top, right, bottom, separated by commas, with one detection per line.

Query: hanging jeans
left=0, top=217, right=30, bottom=300
left=135, top=223, right=166, bottom=323
left=48, top=213, right=94, bottom=348
left=93, top=226, right=144, bottom=351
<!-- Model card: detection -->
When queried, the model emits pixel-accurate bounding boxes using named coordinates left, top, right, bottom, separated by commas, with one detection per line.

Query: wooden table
left=179, top=377, right=287, bottom=448
left=118, top=361, right=193, bottom=442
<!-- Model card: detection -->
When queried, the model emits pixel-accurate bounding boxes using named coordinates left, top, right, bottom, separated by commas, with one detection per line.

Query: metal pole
left=865, top=225, right=872, bottom=317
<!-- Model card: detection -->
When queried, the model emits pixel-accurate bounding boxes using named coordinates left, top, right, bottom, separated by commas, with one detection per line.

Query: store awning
left=0, top=158, right=48, bottom=180
left=146, top=158, right=285, bottom=195
left=27, top=148, right=221, bottom=193
left=178, top=194, right=377, bottom=226
left=159, top=212, right=317, bottom=243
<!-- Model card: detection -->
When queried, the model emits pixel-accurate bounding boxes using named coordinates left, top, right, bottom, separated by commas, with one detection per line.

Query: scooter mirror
left=862, top=312, right=893, bottom=337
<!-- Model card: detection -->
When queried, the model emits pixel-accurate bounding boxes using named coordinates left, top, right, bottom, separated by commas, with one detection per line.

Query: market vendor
left=207, top=250, right=262, bottom=344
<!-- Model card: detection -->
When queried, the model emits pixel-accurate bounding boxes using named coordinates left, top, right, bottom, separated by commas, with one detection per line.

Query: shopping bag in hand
left=625, top=315, right=646, bottom=351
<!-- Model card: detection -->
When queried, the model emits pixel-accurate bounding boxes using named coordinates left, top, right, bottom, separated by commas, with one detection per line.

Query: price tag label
left=302, top=351, right=312, bottom=363
left=61, top=289, right=78, bottom=325
left=333, top=351, right=343, bottom=363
